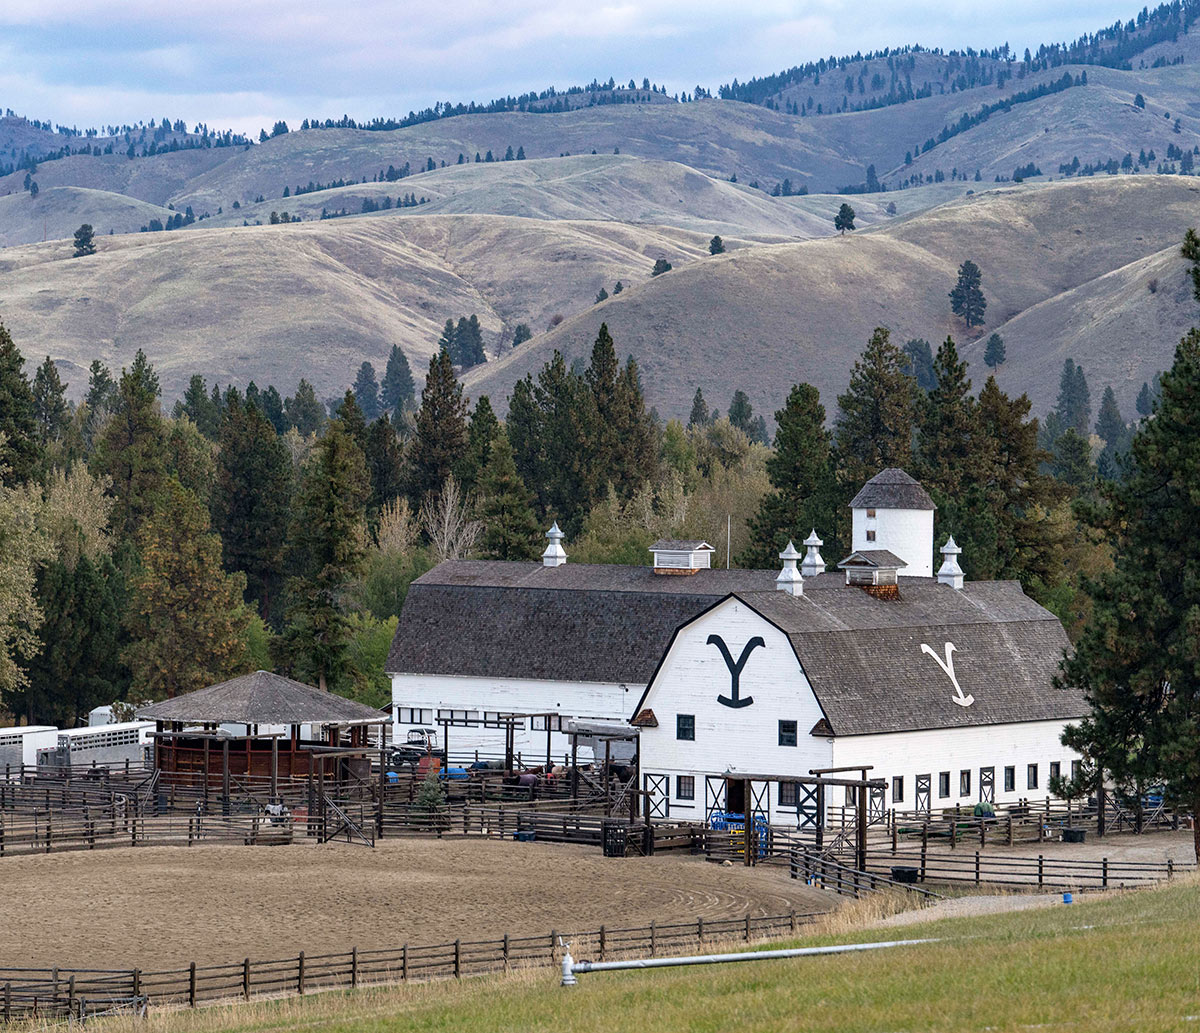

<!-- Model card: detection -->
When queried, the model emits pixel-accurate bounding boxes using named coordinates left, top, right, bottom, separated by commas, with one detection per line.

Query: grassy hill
left=78, top=877, right=1200, bottom=1032
left=0, top=213, right=715, bottom=401
left=0, top=187, right=176, bottom=247
left=466, top=176, right=1200, bottom=420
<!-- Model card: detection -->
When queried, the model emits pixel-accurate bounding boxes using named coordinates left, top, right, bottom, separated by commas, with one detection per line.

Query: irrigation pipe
left=560, top=938, right=938, bottom=986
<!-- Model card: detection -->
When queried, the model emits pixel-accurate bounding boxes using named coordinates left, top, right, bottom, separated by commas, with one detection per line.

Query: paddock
left=0, top=838, right=828, bottom=971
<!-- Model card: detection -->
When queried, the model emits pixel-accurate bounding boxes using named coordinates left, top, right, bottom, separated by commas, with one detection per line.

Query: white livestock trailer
left=0, top=726, right=59, bottom=774
left=37, top=721, right=155, bottom=771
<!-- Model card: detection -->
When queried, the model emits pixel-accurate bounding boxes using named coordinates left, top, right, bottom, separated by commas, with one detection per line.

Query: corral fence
left=788, top=849, right=942, bottom=900
left=0, top=909, right=826, bottom=1023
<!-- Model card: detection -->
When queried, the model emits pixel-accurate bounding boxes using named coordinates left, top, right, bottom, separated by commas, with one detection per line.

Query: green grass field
left=86, top=880, right=1200, bottom=1033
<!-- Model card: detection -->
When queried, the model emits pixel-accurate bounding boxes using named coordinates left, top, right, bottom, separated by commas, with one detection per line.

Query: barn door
left=979, top=767, right=995, bottom=804
left=705, top=776, right=727, bottom=823
left=915, top=773, right=931, bottom=815
left=868, top=785, right=886, bottom=825
left=643, top=774, right=669, bottom=819
left=796, top=782, right=821, bottom=829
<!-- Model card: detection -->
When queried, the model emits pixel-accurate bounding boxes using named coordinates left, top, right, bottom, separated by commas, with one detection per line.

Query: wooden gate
left=868, top=785, right=886, bottom=825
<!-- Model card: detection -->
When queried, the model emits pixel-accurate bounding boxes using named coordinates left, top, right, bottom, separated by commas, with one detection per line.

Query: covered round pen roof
left=137, top=671, right=387, bottom=726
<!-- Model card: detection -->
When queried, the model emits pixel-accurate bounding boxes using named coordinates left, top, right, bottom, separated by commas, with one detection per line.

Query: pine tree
left=353, top=361, right=381, bottom=421
left=1094, top=386, right=1128, bottom=478
left=833, top=327, right=918, bottom=494
left=335, top=389, right=369, bottom=451
left=211, top=395, right=292, bottom=621
left=728, top=390, right=754, bottom=435
left=364, top=413, right=405, bottom=515
left=476, top=432, right=541, bottom=560
left=1059, top=329, right=1200, bottom=858
left=595, top=287, right=609, bottom=303
left=949, top=259, right=987, bottom=327
left=1136, top=381, right=1154, bottom=418
left=0, top=452, right=51, bottom=707
left=437, top=319, right=456, bottom=359
left=739, top=383, right=837, bottom=568
left=834, top=203, right=856, bottom=234
left=709, top=235, right=725, bottom=255
left=1054, top=359, right=1091, bottom=435
left=453, top=315, right=486, bottom=369
left=983, top=333, right=1006, bottom=369
left=0, top=324, right=40, bottom=485
left=285, top=379, right=326, bottom=436
left=91, top=349, right=169, bottom=539
left=610, top=357, right=658, bottom=496
left=917, top=336, right=976, bottom=499
left=688, top=388, right=710, bottom=428
left=651, top=258, right=672, bottom=276
left=72, top=223, right=96, bottom=257
left=461, top=395, right=500, bottom=494
left=1049, top=429, right=1095, bottom=492
left=407, top=350, right=468, bottom=506
left=283, top=422, right=370, bottom=692
left=178, top=374, right=220, bottom=439
left=260, top=385, right=288, bottom=433
left=902, top=339, right=936, bottom=391
left=380, top=345, right=415, bottom=413
left=511, top=324, right=533, bottom=348
left=30, top=356, right=69, bottom=454
left=123, top=478, right=251, bottom=699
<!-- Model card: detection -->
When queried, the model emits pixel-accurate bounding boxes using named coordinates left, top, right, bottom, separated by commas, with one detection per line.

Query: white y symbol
left=921, top=642, right=975, bottom=708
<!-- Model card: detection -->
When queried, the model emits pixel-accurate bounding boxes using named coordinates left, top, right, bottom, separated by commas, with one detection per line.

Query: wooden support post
left=222, top=739, right=231, bottom=815
left=1007, top=815, right=1014, bottom=846
left=132, top=970, right=140, bottom=1000
left=202, top=739, right=210, bottom=810
left=550, top=931, right=556, bottom=962
left=950, top=814, right=957, bottom=849
left=1097, top=781, right=1107, bottom=838
left=920, top=833, right=927, bottom=882
left=974, top=851, right=981, bottom=884
left=790, top=908, right=797, bottom=933
left=891, top=820, right=897, bottom=854
left=815, top=783, right=824, bottom=852
left=1102, top=857, right=1109, bottom=888
left=243, top=959, right=250, bottom=1000
left=570, top=739, right=578, bottom=803
left=1038, top=854, right=1044, bottom=887
left=188, top=962, right=197, bottom=1007
left=503, top=934, right=510, bottom=969
left=68, top=975, right=75, bottom=1015
left=298, top=952, right=306, bottom=995
left=270, top=738, right=278, bottom=799
left=351, top=947, right=358, bottom=988
left=650, top=920, right=656, bottom=956
left=454, top=939, right=461, bottom=978
left=4, top=982, right=10, bottom=1023
left=744, top=914, right=751, bottom=942
left=856, top=783, right=868, bottom=873
left=402, top=945, right=408, bottom=980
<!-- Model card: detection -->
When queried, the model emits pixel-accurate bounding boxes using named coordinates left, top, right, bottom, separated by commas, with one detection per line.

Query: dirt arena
left=0, top=840, right=828, bottom=971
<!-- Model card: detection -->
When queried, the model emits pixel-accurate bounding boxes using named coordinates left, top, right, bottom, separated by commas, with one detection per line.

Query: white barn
left=387, top=468, right=1085, bottom=814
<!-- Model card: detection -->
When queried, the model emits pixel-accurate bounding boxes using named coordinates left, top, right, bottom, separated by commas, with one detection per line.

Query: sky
left=0, top=1, right=1142, bottom=137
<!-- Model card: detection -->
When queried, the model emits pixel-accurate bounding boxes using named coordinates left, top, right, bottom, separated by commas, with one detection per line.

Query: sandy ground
left=0, top=839, right=828, bottom=971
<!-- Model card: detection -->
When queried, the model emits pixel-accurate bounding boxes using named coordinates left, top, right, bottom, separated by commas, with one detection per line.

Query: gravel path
left=871, top=890, right=1090, bottom=928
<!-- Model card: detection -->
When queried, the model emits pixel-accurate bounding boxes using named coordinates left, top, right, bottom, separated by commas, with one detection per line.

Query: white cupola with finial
left=848, top=468, right=937, bottom=578
left=937, top=535, right=964, bottom=589
left=776, top=540, right=803, bottom=596
left=801, top=530, right=826, bottom=578
left=542, top=522, right=567, bottom=567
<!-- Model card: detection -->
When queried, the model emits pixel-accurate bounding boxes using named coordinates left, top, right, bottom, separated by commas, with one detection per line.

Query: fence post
left=950, top=817, right=956, bottom=849
left=351, top=947, right=358, bottom=988
left=1168, top=859, right=1174, bottom=881
left=974, top=851, right=980, bottom=885
left=503, top=934, right=510, bottom=969
left=744, top=914, right=751, bottom=942
left=650, top=920, right=656, bottom=957
left=298, top=952, right=305, bottom=995
left=550, top=930, right=557, bottom=962
left=3, top=982, right=9, bottom=1022
left=1102, top=857, right=1109, bottom=889
left=454, top=939, right=461, bottom=978
left=68, top=975, right=75, bottom=1015
left=920, top=835, right=927, bottom=882
left=402, top=944, right=408, bottom=981
left=891, top=820, right=897, bottom=854
left=132, top=969, right=140, bottom=1001
left=790, top=908, right=796, bottom=933
left=1038, top=855, right=1044, bottom=887
left=188, top=962, right=196, bottom=1007
left=1007, top=815, right=1014, bottom=846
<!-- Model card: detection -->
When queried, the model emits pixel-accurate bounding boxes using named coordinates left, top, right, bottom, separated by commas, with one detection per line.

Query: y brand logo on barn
left=920, top=642, right=975, bottom=708
left=707, top=635, right=765, bottom=709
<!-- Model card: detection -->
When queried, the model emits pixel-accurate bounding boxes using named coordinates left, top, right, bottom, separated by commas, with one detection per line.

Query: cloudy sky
left=2, top=2, right=1139, bottom=136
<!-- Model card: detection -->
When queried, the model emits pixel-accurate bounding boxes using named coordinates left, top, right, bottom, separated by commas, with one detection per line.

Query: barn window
left=676, top=714, right=695, bottom=741
left=1027, top=763, right=1039, bottom=789
left=865, top=530, right=877, bottom=542
left=397, top=707, right=432, bottom=724
left=778, top=720, right=797, bottom=747
left=1004, top=766, right=1015, bottom=793
left=892, top=776, right=904, bottom=803
left=779, top=781, right=799, bottom=807
left=1071, top=760, right=1082, bottom=781
left=677, top=775, right=695, bottom=800
left=1049, top=761, right=1061, bottom=784
left=866, top=509, right=876, bottom=518
left=938, top=772, right=950, bottom=798
left=959, top=770, right=971, bottom=797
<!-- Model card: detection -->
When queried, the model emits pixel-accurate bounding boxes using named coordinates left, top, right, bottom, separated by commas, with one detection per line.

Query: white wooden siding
left=638, top=598, right=833, bottom=806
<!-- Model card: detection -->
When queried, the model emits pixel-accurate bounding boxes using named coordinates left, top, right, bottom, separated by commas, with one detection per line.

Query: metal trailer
left=0, top=725, right=59, bottom=772
left=38, top=721, right=155, bottom=770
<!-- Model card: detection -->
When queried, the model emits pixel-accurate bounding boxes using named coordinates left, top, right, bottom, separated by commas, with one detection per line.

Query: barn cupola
left=649, top=540, right=714, bottom=575
left=542, top=522, right=567, bottom=567
left=937, top=535, right=965, bottom=589
left=775, top=540, right=803, bottom=596
left=848, top=468, right=936, bottom=578
left=800, top=529, right=826, bottom=578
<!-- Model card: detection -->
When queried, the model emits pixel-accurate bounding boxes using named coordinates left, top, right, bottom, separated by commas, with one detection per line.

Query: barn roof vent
left=801, top=529, right=826, bottom=578
left=937, top=536, right=965, bottom=589
left=649, top=539, right=714, bottom=575
left=542, top=522, right=567, bottom=567
left=776, top=540, right=803, bottom=596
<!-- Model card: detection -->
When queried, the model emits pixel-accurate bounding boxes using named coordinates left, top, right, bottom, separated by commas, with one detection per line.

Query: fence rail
left=866, top=849, right=1193, bottom=888
left=0, top=908, right=827, bottom=1022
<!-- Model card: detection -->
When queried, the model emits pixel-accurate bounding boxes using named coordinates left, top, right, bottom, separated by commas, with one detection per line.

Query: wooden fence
left=865, top=848, right=1193, bottom=888
left=0, top=909, right=826, bottom=1023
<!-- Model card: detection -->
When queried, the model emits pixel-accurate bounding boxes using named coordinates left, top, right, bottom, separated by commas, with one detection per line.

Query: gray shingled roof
left=137, top=671, right=387, bottom=726
left=387, top=560, right=1082, bottom=736
left=649, top=540, right=714, bottom=551
left=837, top=550, right=908, bottom=569
left=849, top=468, right=936, bottom=511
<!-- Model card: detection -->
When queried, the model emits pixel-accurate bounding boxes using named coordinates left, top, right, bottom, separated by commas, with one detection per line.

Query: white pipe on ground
left=562, top=938, right=937, bottom=985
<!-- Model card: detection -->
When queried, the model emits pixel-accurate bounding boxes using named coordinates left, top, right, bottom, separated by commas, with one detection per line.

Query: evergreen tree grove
left=0, top=324, right=41, bottom=485
left=407, top=349, right=468, bottom=506
left=476, top=432, right=541, bottom=560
